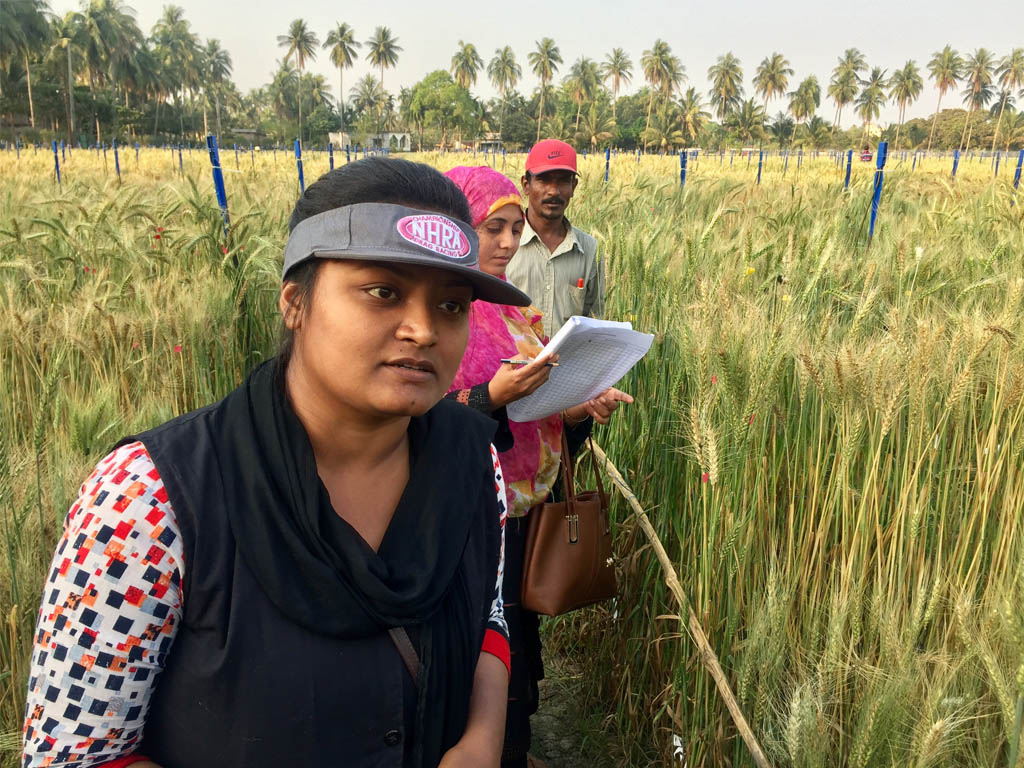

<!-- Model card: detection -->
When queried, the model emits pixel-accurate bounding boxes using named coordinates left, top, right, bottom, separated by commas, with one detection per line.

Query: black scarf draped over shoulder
left=135, top=358, right=501, bottom=766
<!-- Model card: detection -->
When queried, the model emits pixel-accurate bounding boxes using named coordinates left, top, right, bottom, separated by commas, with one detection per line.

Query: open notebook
left=506, top=316, right=654, bottom=423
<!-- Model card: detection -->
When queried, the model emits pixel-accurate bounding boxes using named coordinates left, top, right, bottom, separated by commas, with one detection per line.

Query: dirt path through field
left=528, top=654, right=620, bottom=768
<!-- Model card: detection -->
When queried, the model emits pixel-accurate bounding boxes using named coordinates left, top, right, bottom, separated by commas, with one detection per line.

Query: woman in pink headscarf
left=443, top=166, right=631, bottom=768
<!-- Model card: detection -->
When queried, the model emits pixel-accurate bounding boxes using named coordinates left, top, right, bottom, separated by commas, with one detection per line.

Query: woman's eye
left=367, top=286, right=396, bottom=300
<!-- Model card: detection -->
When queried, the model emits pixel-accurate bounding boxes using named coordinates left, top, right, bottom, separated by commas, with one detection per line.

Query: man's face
left=521, top=170, right=578, bottom=221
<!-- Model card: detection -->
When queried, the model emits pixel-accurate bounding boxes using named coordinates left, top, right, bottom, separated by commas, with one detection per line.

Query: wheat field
left=1, top=145, right=1022, bottom=767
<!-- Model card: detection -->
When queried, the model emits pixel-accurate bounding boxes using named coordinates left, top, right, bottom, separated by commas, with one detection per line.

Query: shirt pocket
left=569, top=285, right=585, bottom=316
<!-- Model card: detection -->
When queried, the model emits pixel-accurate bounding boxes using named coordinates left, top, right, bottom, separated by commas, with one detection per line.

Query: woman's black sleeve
left=444, top=383, right=514, bottom=453
left=564, top=415, right=594, bottom=458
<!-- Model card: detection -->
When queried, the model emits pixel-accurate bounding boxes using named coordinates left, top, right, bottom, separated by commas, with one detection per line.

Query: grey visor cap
left=282, top=202, right=532, bottom=307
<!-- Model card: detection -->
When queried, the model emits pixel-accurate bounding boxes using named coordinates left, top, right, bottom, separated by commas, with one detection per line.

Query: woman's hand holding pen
left=488, top=354, right=559, bottom=409
left=564, top=387, right=634, bottom=426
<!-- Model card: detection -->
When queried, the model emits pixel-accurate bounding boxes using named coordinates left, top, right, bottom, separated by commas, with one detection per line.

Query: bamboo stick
left=590, top=439, right=772, bottom=768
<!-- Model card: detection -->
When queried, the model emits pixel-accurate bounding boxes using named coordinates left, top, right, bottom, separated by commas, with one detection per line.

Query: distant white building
left=328, top=131, right=353, bottom=149
left=367, top=132, right=411, bottom=151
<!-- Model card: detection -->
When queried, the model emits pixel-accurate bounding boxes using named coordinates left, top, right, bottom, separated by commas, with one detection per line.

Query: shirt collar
left=521, top=211, right=574, bottom=248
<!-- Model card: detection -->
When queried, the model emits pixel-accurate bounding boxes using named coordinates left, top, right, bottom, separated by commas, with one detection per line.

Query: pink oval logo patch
left=397, top=215, right=471, bottom=259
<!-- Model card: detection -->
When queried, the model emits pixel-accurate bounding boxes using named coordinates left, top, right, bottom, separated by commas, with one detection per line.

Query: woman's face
left=281, top=260, right=473, bottom=420
left=475, top=203, right=524, bottom=278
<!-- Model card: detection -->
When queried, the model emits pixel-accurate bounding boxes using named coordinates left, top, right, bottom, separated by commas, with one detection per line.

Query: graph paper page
left=507, top=316, right=654, bottom=422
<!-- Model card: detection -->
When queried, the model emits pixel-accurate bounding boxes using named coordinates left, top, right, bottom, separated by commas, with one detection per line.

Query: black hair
left=279, top=158, right=473, bottom=365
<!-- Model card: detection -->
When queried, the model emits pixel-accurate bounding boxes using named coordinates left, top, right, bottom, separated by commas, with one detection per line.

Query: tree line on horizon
left=2, top=1, right=1023, bottom=154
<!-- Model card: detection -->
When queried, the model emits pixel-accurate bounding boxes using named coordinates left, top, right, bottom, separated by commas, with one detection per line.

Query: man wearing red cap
left=505, top=139, right=603, bottom=333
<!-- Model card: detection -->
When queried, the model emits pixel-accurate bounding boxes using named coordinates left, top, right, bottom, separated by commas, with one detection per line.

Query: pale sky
left=51, top=0, right=1023, bottom=126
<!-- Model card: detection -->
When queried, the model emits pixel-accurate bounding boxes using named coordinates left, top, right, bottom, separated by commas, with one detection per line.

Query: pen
left=500, top=358, right=559, bottom=367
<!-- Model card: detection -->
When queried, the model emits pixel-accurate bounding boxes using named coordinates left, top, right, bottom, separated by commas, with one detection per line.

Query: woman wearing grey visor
left=21, top=158, right=527, bottom=768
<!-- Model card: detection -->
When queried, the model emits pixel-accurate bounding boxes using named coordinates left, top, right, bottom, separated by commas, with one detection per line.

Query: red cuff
left=100, top=756, right=151, bottom=768
left=481, top=628, right=511, bottom=678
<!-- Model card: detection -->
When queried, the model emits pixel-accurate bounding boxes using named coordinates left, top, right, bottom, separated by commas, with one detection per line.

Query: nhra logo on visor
left=397, top=215, right=470, bottom=259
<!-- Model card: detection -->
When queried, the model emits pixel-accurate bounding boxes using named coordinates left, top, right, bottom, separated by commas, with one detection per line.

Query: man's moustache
left=542, top=198, right=564, bottom=205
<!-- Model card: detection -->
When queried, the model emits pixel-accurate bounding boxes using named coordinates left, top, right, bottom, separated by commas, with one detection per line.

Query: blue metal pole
left=206, top=134, right=230, bottom=236
left=178, top=145, right=183, bottom=174
left=912, top=152, right=917, bottom=171
left=951, top=149, right=960, bottom=182
left=61, top=140, right=66, bottom=164
left=680, top=150, right=688, bottom=187
left=869, top=141, right=888, bottom=242
left=994, top=153, right=1000, bottom=177
left=1012, top=150, right=1023, bottom=206
left=756, top=150, right=763, bottom=184
left=783, top=149, right=789, bottom=176
left=730, top=149, right=734, bottom=167
left=294, top=139, right=305, bottom=193
left=113, top=140, right=121, bottom=183
left=329, top=142, right=335, bottom=170
left=50, top=140, right=60, bottom=186
left=844, top=150, right=853, bottom=190
left=604, top=147, right=610, bottom=183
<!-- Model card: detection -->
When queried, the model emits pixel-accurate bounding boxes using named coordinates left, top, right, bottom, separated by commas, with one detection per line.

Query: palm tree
left=855, top=67, right=888, bottom=143
left=365, top=26, right=401, bottom=89
left=576, top=102, right=615, bottom=151
left=887, top=60, right=923, bottom=149
left=529, top=38, right=561, bottom=142
left=640, top=40, right=676, bottom=152
left=788, top=76, right=820, bottom=125
left=324, top=23, right=360, bottom=134
left=350, top=73, right=384, bottom=116
left=926, top=46, right=963, bottom=151
left=805, top=116, right=832, bottom=149
left=643, top=103, right=682, bottom=153
left=708, top=52, right=744, bottom=121
left=678, top=87, right=710, bottom=146
left=726, top=98, right=766, bottom=144
left=753, top=52, right=792, bottom=113
left=277, top=19, right=319, bottom=143
left=49, top=11, right=83, bottom=141
left=602, top=48, right=632, bottom=120
left=487, top=46, right=521, bottom=135
left=959, top=48, right=995, bottom=152
left=203, top=39, right=231, bottom=138
left=565, top=57, right=601, bottom=132
left=769, top=112, right=794, bottom=147
left=830, top=48, right=866, bottom=135
left=451, top=40, right=483, bottom=89
left=2, top=0, right=51, bottom=128
left=152, top=5, right=198, bottom=137
left=992, top=48, right=1024, bottom=151
left=79, top=0, right=142, bottom=141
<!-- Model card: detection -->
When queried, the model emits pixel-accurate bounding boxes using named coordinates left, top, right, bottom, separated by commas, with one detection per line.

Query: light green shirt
left=505, top=214, right=604, bottom=335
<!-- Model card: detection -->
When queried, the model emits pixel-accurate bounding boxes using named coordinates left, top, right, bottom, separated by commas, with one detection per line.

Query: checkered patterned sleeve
left=22, top=441, right=184, bottom=768
left=481, top=445, right=511, bottom=675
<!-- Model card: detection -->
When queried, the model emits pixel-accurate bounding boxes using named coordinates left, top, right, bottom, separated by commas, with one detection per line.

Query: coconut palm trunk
left=958, top=105, right=972, bottom=152
left=67, top=44, right=75, bottom=140
left=991, top=97, right=1007, bottom=153
left=338, top=70, right=345, bottom=133
left=536, top=87, right=545, bottom=143
left=893, top=102, right=904, bottom=148
left=24, top=55, right=36, bottom=128
left=926, top=92, right=943, bottom=152
left=643, top=91, right=654, bottom=153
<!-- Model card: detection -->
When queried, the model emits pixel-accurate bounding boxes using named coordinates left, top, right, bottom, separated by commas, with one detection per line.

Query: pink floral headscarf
left=444, top=165, right=524, bottom=227
left=444, top=166, right=563, bottom=516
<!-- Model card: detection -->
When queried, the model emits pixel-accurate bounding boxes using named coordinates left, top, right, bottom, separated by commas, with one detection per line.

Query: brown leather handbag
left=520, top=434, right=617, bottom=616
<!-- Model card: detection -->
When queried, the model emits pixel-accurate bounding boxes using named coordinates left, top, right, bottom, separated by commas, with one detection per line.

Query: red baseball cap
left=525, top=139, right=577, bottom=175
